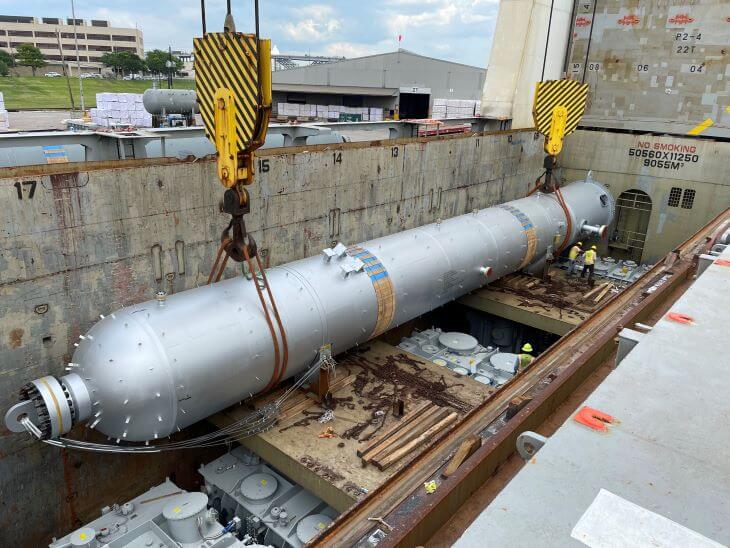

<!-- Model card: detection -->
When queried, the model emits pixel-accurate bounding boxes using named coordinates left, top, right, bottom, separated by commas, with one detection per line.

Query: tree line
left=0, top=45, right=184, bottom=78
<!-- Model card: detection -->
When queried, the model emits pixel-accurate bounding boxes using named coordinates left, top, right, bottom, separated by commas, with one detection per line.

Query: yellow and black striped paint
left=193, top=32, right=268, bottom=153
left=532, top=79, right=589, bottom=138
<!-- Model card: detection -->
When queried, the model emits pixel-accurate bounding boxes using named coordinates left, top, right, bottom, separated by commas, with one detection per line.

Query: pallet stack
left=275, top=102, right=384, bottom=122
left=358, top=402, right=458, bottom=471
left=0, top=92, right=9, bottom=130
left=432, top=98, right=481, bottom=119
left=90, top=93, right=153, bottom=127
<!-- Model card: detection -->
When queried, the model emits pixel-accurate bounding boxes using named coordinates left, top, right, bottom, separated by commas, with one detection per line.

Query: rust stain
left=9, top=328, right=24, bottom=348
left=303, top=227, right=321, bottom=241
left=111, top=261, right=149, bottom=306
left=60, top=449, right=80, bottom=529
left=0, top=155, right=208, bottom=178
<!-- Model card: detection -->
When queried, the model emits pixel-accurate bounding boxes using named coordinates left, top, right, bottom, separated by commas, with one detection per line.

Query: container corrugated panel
left=568, top=0, right=729, bottom=138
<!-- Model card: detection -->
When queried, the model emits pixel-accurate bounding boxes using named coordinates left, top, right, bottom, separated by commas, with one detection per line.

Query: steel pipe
left=5, top=179, right=614, bottom=442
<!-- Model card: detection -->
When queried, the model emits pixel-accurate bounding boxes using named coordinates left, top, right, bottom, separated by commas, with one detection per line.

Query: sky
left=7, top=1, right=499, bottom=67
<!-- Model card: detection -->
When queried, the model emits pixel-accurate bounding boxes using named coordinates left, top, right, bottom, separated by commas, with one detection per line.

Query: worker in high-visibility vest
left=518, top=343, right=534, bottom=370
left=567, top=241, right=584, bottom=276
left=581, top=245, right=598, bottom=282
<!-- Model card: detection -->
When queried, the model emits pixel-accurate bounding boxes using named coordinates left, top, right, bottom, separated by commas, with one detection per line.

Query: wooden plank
left=593, top=283, right=613, bottom=303
left=277, top=393, right=319, bottom=422
left=362, top=407, right=450, bottom=464
left=580, top=282, right=608, bottom=301
left=327, top=373, right=357, bottom=394
left=441, top=436, right=482, bottom=478
left=373, top=412, right=459, bottom=471
left=356, top=401, right=432, bottom=457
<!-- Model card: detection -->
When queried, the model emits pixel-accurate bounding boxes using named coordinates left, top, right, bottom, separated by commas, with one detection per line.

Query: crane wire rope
left=30, top=353, right=323, bottom=453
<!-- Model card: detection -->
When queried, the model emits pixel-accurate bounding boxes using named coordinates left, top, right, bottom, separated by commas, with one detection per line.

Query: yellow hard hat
left=577, top=241, right=583, bottom=246
left=591, top=245, right=597, bottom=250
left=522, top=343, right=533, bottom=353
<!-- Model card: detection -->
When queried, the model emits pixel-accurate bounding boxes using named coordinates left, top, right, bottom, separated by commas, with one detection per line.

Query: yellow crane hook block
left=532, top=79, right=588, bottom=157
left=194, top=32, right=271, bottom=187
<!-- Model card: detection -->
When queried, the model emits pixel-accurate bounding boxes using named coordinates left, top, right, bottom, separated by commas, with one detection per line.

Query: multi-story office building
left=0, top=14, right=143, bottom=74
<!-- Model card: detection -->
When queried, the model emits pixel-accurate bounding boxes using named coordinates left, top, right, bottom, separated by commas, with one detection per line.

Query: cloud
left=387, top=5, right=459, bottom=34
left=282, top=17, right=341, bottom=42
left=323, top=40, right=393, bottom=58
left=3, top=0, right=498, bottom=66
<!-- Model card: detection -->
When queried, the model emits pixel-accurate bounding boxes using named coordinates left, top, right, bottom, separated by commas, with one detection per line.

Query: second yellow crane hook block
left=532, top=79, right=589, bottom=157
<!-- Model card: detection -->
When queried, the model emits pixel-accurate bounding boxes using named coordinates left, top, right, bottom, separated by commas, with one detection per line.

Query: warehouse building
left=0, top=14, right=143, bottom=75
left=272, top=49, right=486, bottom=120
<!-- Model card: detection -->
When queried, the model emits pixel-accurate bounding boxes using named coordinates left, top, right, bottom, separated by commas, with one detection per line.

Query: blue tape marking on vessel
left=499, top=204, right=539, bottom=268
left=346, top=245, right=396, bottom=337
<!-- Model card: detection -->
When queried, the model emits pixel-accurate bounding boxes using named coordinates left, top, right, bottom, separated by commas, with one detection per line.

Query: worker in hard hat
left=581, top=245, right=598, bottom=283
left=567, top=241, right=584, bottom=276
left=518, top=343, right=534, bottom=370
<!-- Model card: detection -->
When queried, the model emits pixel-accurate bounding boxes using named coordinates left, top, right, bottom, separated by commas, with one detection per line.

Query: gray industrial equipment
left=49, top=479, right=251, bottom=548
left=199, top=447, right=337, bottom=547
left=142, top=89, right=198, bottom=115
left=142, top=89, right=197, bottom=128
left=556, top=255, right=650, bottom=284
left=4, top=179, right=613, bottom=444
left=516, top=431, right=548, bottom=460
left=398, top=328, right=519, bottom=386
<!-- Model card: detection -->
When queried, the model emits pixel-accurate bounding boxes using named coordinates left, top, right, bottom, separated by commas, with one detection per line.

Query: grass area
left=0, top=77, right=195, bottom=110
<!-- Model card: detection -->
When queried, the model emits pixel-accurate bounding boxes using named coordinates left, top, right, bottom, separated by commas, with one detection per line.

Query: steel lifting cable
left=526, top=173, right=573, bottom=251
left=253, top=251, right=289, bottom=386
left=207, top=240, right=288, bottom=392
left=207, top=238, right=232, bottom=284
left=35, top=354, right=323, bottom=454
left=241, top=242, right=288, bottom=393
left=527, top=171, right=546, bottom=196
left=555, top=186, right=573, bottom=252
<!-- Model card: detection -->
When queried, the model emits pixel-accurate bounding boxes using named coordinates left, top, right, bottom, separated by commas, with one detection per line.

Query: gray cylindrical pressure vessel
left=163, top=492, right=208, bottom=543
left=5, top=179, right=613, bottom=442
left=142, top=89, right=197, bottom=115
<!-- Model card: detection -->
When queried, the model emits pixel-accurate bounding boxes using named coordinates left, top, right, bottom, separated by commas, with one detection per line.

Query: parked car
left=122, top=74, right=142, bottom=81
left=80, top=73, right=102, bottom=79
left=44, top=72, right=62, bottom=78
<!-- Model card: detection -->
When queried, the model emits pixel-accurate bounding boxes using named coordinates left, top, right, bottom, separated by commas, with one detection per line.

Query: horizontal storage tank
left=5, top=179, right=613, bottom=443
left=142, top=88, right=197, bottom=115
